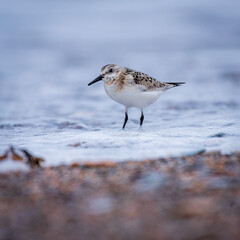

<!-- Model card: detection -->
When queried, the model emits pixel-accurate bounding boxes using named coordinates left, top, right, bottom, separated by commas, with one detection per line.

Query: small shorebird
left=88, top=64, right=185, bottom=128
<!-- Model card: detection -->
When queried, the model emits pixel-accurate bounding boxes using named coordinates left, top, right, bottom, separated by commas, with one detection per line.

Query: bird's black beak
left=88, top=75, right=103, bottom=86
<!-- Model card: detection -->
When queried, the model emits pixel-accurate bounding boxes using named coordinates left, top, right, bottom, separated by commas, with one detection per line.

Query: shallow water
left=0, top=0, right=240, bottom=165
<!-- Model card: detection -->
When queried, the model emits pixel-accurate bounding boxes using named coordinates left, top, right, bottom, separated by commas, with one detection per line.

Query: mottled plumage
left=88, top=64, right=185, bottom=128
left=126, top=68, right=172, bottom=90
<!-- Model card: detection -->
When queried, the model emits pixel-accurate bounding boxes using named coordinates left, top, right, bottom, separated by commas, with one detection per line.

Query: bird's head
left=88, top=64, right=124, bottom=86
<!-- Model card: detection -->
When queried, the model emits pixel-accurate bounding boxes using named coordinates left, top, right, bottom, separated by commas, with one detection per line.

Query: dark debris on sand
left=0, top=151, right=240, bottom=240
left=0, top=146, right=44, bottom=168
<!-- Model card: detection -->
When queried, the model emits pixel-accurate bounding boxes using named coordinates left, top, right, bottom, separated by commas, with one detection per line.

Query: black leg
left=140, top=110, right=144, bottom=126
left=122, top=112, right=128, bottom=129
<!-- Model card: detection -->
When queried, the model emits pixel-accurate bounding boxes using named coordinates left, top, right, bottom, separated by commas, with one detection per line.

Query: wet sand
left=0, top=151, right=240, bottom=240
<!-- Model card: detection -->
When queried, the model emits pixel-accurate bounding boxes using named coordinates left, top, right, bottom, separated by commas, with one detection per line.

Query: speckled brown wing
left=126, top=68, right=167, bottom=90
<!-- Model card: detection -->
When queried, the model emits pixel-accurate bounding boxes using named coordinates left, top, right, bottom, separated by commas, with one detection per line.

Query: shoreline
left=1, top=151, right=240, bottom=240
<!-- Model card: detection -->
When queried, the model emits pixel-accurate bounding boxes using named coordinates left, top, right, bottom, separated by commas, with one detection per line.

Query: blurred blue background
left=0, top=0, right=240, bottom=164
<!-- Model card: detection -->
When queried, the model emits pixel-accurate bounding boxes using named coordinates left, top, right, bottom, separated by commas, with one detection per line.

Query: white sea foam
left=0, top=160, right=30, bottom=173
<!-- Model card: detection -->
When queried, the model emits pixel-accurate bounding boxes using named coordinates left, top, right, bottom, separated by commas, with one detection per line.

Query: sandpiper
left=88, top=64, right=185, bottom=128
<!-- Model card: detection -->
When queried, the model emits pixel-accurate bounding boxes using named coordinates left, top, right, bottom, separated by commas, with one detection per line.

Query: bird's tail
left=164, top=82, right=185, bottom=87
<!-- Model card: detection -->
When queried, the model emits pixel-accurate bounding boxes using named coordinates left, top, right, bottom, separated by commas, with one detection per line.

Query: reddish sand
left=0, top=151, right=239, bottom=240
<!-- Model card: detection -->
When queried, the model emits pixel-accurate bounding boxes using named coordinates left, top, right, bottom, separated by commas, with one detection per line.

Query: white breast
left=104, top=83, right=164, bottom=109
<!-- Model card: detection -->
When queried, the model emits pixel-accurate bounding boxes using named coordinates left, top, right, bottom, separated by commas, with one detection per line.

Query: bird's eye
left=109, top=68, right=113, bottom=73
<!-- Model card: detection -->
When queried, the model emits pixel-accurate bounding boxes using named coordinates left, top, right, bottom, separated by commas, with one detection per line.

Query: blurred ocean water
left=0, top=0, right=240, bottom=165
